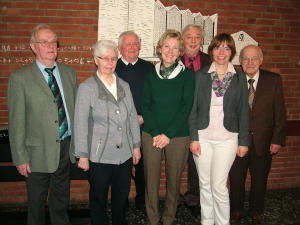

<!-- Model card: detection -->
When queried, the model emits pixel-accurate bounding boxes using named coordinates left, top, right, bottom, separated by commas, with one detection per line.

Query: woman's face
left=94, top=48, right=117, bottom=76
left=159, top=37, right=180, bottom=68
left=212, top=41, right=232, bottom=66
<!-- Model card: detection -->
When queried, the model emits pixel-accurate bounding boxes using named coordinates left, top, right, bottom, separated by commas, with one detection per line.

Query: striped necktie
left=187, top=57, right=195, bottom=71
left=45, top=66, right=68, bottom=140
left=248, top=79, right=255, bottom=110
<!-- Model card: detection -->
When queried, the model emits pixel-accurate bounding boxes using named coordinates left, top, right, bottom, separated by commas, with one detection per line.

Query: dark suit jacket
left=189, top=65, right=249, bottom=146
left=249, top=69, right=286, bottom=156
left=7, top=62, right=77, bottom=173
left=181, top=51, right=211, bottom=71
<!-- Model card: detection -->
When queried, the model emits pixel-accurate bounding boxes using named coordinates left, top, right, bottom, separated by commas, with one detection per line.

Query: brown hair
left=208, top=33, right=236, bottom=62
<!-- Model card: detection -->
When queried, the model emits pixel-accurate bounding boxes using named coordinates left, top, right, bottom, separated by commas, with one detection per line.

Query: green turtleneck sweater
left=141, top=67, right=195, bottom=138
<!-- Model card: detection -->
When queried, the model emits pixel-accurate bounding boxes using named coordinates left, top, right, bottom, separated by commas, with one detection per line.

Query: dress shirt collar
left=246, top=70, right=260, bottom=90
left=121, top=57, right=138, bottom=66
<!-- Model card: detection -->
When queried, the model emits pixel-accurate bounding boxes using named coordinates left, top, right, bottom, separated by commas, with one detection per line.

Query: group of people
left=7, top=23, right=286, bottom=225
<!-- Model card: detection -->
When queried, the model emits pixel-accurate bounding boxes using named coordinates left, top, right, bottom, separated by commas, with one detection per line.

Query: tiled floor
left=1, top=188, right=299, bottom=225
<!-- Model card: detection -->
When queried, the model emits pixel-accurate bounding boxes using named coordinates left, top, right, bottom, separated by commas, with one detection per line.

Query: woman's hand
left=190, top=141, right=201, bottom=157
left=237, top=146, right=248, bottom=157
left=153, top=134, right=170, bottom=149
left=78, top=158, right=89, bottom=171
left=133, top=148, right=141, bottom=165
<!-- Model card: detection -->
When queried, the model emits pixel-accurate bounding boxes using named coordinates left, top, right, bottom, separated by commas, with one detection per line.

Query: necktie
left=45, top=66, right=68, bottom=140
left=248, top=79, right=255, bottom=110
left=187, top=57, right=195, bottom=71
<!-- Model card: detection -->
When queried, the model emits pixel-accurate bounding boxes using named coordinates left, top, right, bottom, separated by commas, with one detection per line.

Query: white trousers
left=193, top=136, right=237, bottom=225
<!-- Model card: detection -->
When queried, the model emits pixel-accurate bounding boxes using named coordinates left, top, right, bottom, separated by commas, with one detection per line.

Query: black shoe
left=230, top=211, right=241, bottom=224
left=135, top=196, right=145, bottom=211
left=186, top=205, right=200, bottom=217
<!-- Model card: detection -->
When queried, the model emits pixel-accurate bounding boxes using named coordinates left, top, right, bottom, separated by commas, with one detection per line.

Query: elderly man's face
left=183, top=27, right=202, bottom=57
left=118, top=34, right=140, bottom=63
left=30, top=29, right=57, bottom=67
left=241, top=46, right=263, bottom=78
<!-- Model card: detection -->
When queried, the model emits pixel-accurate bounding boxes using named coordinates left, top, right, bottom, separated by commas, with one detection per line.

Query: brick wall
left=0, top=0, right=299, bottom=204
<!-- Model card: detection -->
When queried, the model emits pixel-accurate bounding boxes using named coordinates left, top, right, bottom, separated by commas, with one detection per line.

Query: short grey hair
left=239, top=45, right=263, bottom=63
left=30, top=24, right=57, bottom=43
left=92, top=40, right=119, bottom=58
left=182, top=24, right=203, bottom=38
left=118, top=30, right=141, bottom=47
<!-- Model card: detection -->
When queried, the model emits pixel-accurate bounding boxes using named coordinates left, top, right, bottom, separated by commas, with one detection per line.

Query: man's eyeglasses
left=35, top=41, right=58, bottom=47
left=96, top=56, right=118, bottom=63
left=241, top=57, right=260, bottom=63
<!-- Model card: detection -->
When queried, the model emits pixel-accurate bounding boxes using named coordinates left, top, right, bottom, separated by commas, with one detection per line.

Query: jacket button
left=55, top=120, right=58, bottom=123
left=118, top=127, right=122, bottom=131
left=115, top=109, right=120, bottom=114
left=56, top=139, right=60, bottom=143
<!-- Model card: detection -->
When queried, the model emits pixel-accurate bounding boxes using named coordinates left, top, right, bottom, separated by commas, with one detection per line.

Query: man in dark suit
left=7, top=24, right=77, bottom=225
left=115, top=30, right=154, bottom=210
left=229, top=45, right=286, bottom=224
left=181, top=24, right=211, bottom=216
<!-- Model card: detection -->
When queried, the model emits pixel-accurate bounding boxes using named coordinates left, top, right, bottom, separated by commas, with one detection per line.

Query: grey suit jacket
left=74, top=73, right=141, bottom=164
left=7, top=62, right=77, bottom=173
left=189, top=65, right=249, bottom=146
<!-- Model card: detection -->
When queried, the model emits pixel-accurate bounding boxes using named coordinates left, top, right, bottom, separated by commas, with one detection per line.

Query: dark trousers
left=26, top=137, right=71, bottom=225
left=133, top=152, right=145, bottom=205
left=183, top=151, right=200, bottom=206
left=229, top=142, right=272, bottom=214
left=89, top=158, right=133, bottom=225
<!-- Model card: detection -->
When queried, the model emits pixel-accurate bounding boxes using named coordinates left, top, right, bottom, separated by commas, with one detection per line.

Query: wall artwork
left=98, top=0, right=217, bottom=60
left=98, top=0, right=258, bottom=64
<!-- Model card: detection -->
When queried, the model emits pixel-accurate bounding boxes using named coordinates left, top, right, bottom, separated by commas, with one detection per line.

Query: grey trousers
left=142, top=132, right=189, bottom=225
left=26, top=137, right=71, bottom=225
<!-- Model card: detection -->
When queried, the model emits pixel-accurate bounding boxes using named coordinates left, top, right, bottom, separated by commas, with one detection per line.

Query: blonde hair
left=156, top=29, right=184, bottom=60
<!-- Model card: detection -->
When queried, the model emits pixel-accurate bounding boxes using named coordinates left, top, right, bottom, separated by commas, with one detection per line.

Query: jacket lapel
left=30, top=63, right=54, bottom=98
left=252, top=69, right=266, bottom=110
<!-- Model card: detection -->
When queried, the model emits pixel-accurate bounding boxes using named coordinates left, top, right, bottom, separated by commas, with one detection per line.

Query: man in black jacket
left=181, top=24, right=211, bottom=217
left=116, top=30, right=154, bottom=210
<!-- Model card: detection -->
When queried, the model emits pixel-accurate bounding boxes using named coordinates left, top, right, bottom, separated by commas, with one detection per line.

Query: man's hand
left=16, top=163, right=31, bottom=178
left=190, top=141, right=201, bottom=157
left=270, top=144, right=281, bottom=155
left=78, top=158, right=89, bottom=172
left=237, top=146, right=248, bottom=157
left=138, top=115, right=144, bottom=125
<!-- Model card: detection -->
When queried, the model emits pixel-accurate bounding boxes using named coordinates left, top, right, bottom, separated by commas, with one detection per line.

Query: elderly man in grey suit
left=7, top=24, right=77, bottom=225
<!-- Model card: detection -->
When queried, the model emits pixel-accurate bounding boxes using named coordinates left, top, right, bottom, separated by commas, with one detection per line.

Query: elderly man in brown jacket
left=229, top=45, right=286, bottom=225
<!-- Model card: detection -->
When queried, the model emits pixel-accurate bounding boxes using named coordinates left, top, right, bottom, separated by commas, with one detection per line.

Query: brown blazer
left=249, top=69, right=286, bottom=156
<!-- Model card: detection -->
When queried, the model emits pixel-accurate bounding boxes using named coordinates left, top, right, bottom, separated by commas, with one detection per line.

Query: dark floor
left=0, top=188, right=299, bottom=225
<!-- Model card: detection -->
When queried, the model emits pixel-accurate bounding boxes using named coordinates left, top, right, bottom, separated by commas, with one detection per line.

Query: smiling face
left=183, top=27, right=202, bottom=57
left=159, top=37, right=181, bottom=68
left=118, top=34, right=140, bottom=63
left=94, top=48, right=117, bottom=76
left=30, top=28, right=57, bottom=67
left=240, top=45, right=263, bottom=78
left=212, top=41, right=232, bottom=66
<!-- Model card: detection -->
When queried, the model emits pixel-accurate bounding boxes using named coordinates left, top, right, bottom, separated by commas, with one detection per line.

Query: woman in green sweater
left=141, top=29, right=195, bottom=225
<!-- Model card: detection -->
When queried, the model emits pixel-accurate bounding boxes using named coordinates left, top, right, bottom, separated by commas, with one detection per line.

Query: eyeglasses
left=96, top=56, right=118, bottom=63
left=35, top=41, right=57, bottom=47
left=241, top=57, right=260, bottom=63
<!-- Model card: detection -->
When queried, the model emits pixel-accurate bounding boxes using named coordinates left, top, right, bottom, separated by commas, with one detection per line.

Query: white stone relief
left=231, top=31, right=258, bottom=65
